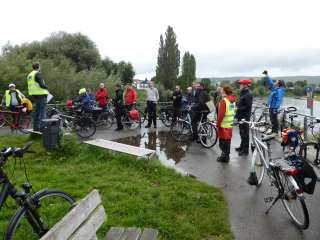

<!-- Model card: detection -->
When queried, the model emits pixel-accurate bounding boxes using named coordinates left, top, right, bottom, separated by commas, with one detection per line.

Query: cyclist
left=86, top=88, right=95, bottom=108
left=125, top=83, right=137, bottom=111
left=114, top=83, right=124, bottom=131
left=72, top=88, right=92, bottom=112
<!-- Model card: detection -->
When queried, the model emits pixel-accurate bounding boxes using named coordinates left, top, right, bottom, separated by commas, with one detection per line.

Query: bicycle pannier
left=129, top=110, right=139, bottom=120
left=281, top=128, right=298, bottom=147
left=287, top=155, right=317, bottom=194
left=205, top=100, right=215, bottom=113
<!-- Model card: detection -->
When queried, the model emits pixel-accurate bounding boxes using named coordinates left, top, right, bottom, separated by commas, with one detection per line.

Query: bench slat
left=140, top=228, right=159, bottom=240
left=121, top=227, right=141, bottom=240
left=69, top=205, right=107, bottom=240
left=103, top=227, right=125, bottom=240
left=41, top=189, right=101, bottom=240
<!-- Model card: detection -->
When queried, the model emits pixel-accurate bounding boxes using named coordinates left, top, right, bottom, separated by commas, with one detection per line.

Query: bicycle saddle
left=261, top=135, right=276, bottom=142
left=200, top=110, right=209, bottom=114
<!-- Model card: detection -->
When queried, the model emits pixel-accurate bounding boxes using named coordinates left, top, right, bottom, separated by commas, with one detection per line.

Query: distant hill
left=197, top=76, right=320, bottom=85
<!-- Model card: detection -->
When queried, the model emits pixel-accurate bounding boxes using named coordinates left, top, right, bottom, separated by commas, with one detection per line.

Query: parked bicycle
left=121, top=105, right=141, bottom=130
left=234, top=120, right=309, bottom=229
left=0, top=142, right=75, bottom=239
left=0, top=106, right=32, bottom=134
left=171, top=110, right=218, bottom=148
left=159, top=103, right=174, bottom=127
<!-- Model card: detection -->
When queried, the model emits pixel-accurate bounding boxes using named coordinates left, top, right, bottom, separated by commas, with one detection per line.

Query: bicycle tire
left=170, top=120, right=192, bottom=142
left=76, top=119, right=96, bottom=138
left=4, top=190, right=75, bottom=240
left=0, top=113, right=7, bottom=128
left=199, top=122, right=218, bottom=148
left=97, top=112, right=114, bottom=130
left=123, top=115, right=140, bottom=131
left=277, top=170, right=309, bottom=229
left=17, top=114, right=32, bottom=134
left=299, top=143, right=320, bottom=181
left=162, top=112, right=173, bottom=127
left=252, top=148, right=266, bottom=187
left=138, top=111, right=146, bottom=124
left=258, top=113, right=271, bottom=133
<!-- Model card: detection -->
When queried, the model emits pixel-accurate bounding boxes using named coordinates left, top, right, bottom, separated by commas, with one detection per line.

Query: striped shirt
left=146, top=88, right=159, bottom=102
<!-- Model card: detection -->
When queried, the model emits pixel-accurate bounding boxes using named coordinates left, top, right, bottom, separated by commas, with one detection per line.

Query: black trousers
left=172, top=106, right=180, bottom=123
left=191, top=112, right=207, bottom=137
left=219, top=138, right=231, bottom=160
left=125, top=104, right=133, bottom=111
left=239, top=123, right=249, bottom=152
left=147, top=101, right=157, bottom=126
left=100, top=105, right=106, bottom=113
left=115, top=107, right=123, bottom=129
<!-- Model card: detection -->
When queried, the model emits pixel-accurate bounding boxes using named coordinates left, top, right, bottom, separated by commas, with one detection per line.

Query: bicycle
left=91, top=103, right=114, bottom=130
left=171, top=110, right=218, bottom=148
left=299, top=117, right=320, bottom=180
left=0, top=142, right=75, bottom=239
left=0, top=106, right=32, bottom=134
left=159, top=103, right=174, bottom=127
left=235, top=119, right=309, bottom=229
left=121, top=105, right=141, bottom=130
left=133, top=101, right=147, bottom=124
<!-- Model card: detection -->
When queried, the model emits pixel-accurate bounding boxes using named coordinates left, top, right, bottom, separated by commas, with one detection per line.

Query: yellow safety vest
left=5, top=90, right=22, bottom=107
left=219, top=98, right=235, bottom=128
left=27, top=70, right=48, bottom=95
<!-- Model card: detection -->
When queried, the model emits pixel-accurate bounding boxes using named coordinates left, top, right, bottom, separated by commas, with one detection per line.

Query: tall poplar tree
left=180, top=51, right=191, bottom=93
left=156, top=26, right=180, bottom=90
left=190, top=54, right=196, bottom=85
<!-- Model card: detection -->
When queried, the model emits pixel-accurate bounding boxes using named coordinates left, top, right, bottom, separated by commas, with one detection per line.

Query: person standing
left=95, top=83, right=107, bottom=113
left=125, top=83, right=137, bottom=111
left=264, top=71, right=285, bottom=136
left=214, top=87, right=222, bottom=119
left=234, top=79, right=253, bottom=156
left=114, top=83, right=124, bottom=131
left=216, top=86, right=236, bottom=162
left=86, top=89, right=95, bottom=108
left=27, top=62, right=49, bottom=132
left=190, top=81, right=199, bottom=119
left=170, top=85, right=182, bottom=123
left=185, top=87, right=192, bottom=107
left=145, top=81, right=159, bottom=128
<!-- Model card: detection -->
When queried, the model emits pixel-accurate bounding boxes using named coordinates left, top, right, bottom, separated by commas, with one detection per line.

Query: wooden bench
left=84, top=139, right=156, bottom=166
left=42, top=189, right=158, bottom=240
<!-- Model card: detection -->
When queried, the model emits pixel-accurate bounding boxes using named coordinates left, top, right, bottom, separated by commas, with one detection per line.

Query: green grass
left=0, top=134, right=233, bottom=239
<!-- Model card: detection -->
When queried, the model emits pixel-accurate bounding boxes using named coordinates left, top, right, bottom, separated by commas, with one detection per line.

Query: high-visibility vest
left=219, top=98, right=235, bottom=128
left=5, top=90, right=22, bottom=107
left=27, top=70, right=48, bottom=95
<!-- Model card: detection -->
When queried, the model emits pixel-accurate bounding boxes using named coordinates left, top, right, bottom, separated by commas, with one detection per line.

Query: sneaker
left=145, top=124, right=151, bottom=128
left=235, top=147, right=242, bottom=152
left=217, top=157, right=229, bottom=162
left=238, top=150, right=249, bottom=156
left=114, top=128, right=123, bottom=131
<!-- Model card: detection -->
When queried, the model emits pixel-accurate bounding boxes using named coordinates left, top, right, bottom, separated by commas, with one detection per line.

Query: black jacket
left=191, top=89, right=199, bottom=104
left=170, top=91, right=182, bottom=107
left=33, top=72, right=49, bottom=99
left=192, top=87, right=210, bottom=111
left=114, top=89, right=124, bottom=109
left=235, top=89, right=252, bottom=121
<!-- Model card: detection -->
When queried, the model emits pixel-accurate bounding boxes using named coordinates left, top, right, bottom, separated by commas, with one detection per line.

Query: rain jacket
left=181, top=96, right=187, bottom=109
left=267, top=77, right=285, bottom=110
left=217, top=95, right=236, bottom=139
left=88, top=93, right=95, bottom=107
left=125, top=89, right=137, bottom=105
left=235, top=89, right=252, bottom=121
left=192, top=87, right=210, bottom=111
left=114, top=89, right=124, bottom=108
left=73, top=94, right=92, bottom=110
left=95, top=87, right=107, bottom=105
left=170, top=91, right=182, bottom=107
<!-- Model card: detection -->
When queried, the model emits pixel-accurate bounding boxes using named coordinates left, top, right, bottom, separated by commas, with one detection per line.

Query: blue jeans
left=269, top=108, right=278, bottom=133
left=189, top=110, right=195, bottom=120
left=33, top=98, right=47, bottom=131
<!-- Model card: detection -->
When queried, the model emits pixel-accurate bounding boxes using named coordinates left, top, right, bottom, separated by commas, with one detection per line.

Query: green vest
left=219, top=98, right=235, bottom=128
left=5, top=90, right=22, bottom=107
left=27, top=70, right=48, bottom=95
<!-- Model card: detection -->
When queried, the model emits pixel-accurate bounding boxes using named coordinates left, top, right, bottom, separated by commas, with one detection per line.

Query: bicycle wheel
left=4, top=190, right=75, bottom=240
left=97, top=112, right=114, bottom=130
left=138, top=111, right=145, bottom=124
left=299, top=143, right=320, bottom=181
left=278, top=170, right=309, bottom=229
left=162, top=112, right=173, bottom=127
left=171, top=120, right=192, bottom=142
left=123, top=115, right=140, bottom=130
left=0, top=113, right=7, bottom=128
left=252, top=148, right=266, bottom=187
left=76, top=119, right=96, bottom=138
left=199, top=122, right=218, bottom=148
left=258, top=113, right=271, bottom=133
left=17, top=114, right=33, bottom=134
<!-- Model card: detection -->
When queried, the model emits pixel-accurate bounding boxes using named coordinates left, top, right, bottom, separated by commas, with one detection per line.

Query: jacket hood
left=277, top=86, right=285, bottom=93
left=224, top=95, right=236, bottom=103
left=201, top=87, right=210, bottom=93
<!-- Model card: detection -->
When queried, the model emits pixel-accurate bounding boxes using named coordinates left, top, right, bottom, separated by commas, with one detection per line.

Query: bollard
left=304, top=116, right=308, bottom=141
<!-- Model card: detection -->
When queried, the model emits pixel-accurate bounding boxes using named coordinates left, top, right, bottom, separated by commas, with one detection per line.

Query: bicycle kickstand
left=265, top=193, right=281, bottom=214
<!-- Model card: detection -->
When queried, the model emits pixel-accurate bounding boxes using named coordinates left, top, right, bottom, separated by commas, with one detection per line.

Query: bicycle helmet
left=238, top=79, right=252, bottom=85
left=66, top=100, right=73, bottom=107
left=114, top=83, right=121, bottom=87
left=79, top=88, right=86, bottom=94
left=9, top=83, right=16, bottom=88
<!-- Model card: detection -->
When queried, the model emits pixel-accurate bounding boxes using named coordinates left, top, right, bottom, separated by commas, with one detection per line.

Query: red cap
left=66, top=100, right=73, bottom=107
left=238, top=79, right=253, bottom=85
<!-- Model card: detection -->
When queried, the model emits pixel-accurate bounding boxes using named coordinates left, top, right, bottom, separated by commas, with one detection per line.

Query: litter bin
left=42, top=118, right=60, bottom=150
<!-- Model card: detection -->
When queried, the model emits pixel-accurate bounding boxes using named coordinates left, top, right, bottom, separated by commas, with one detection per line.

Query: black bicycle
left=0, top=142, right=75, bottom=239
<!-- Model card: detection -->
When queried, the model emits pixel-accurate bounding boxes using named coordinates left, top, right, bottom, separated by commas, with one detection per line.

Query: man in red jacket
left=125, top=83, right=137, bottom=111
left=95, top=83, right=107, bottom=112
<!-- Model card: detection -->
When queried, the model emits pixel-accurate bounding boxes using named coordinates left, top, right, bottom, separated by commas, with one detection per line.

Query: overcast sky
left=1, top=0, right=319, bottom=79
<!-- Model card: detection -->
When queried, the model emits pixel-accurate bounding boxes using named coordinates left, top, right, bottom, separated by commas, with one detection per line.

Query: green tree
left=156, top=26, right=180, bottom=90
left=118, top=61, right=136, bottom=85
left=181, top=52, right=191, bottom=91
left=201, top=78, right=211, bottom=88
left=294, top=80, right=308, bottom=88
left=190, top=54, right=196, bottom=85
left=293, top=85, right=303, bottom=96
left=303, top=85, right=308, bottom=96
left=257, top=86, right=265, bottom=96
left=286, top=81, right=294, bottom=87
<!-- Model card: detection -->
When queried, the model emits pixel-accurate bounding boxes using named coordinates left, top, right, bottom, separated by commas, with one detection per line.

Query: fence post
left=304, top=116, right=308, bottom=141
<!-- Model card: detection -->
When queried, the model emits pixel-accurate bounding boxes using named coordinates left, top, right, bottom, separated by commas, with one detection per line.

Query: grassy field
left=0, top=134, right=233, bottom=239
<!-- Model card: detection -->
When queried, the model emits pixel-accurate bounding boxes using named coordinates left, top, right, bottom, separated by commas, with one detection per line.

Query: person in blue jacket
left=86, top=88, right=95, bottom=107
left=264, top=71, right=285, bottom=136
left=72, top=88, right=92, bottom=112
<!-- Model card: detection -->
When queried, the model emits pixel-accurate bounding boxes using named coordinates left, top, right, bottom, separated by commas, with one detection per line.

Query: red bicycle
left=0, top=106, right=32, bottom=134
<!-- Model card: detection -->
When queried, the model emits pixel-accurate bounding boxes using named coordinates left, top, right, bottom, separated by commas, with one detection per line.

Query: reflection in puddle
left=113, top=131, right=193, bottom=176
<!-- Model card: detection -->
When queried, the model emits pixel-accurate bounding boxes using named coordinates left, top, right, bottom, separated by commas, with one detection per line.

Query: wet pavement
left=1, top=120, right=320, bottom=239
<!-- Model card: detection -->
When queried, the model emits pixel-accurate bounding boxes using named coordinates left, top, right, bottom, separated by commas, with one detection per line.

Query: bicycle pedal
left=264, top=197, right=273, bottom=203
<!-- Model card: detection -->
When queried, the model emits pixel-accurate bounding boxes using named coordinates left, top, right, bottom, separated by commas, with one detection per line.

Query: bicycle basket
left=129, top=110, right=139, bottom=120
left=281, top=128, right=298, bottom=147
left=287, top=155, right=317, bottom=194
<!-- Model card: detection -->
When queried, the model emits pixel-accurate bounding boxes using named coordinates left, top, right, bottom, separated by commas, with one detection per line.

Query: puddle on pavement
left=113, top=131, right=196, bottom=177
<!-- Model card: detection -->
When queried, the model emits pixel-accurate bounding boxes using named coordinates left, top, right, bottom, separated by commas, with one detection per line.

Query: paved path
left=1, top=122, right=320, bottom=239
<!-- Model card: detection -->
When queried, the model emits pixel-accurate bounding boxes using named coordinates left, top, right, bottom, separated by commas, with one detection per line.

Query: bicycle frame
left=0, top=110, right=30, bottom=128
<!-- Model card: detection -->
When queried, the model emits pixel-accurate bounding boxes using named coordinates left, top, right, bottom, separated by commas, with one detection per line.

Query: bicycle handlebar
left=0, top=142, right=34, bottom=166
